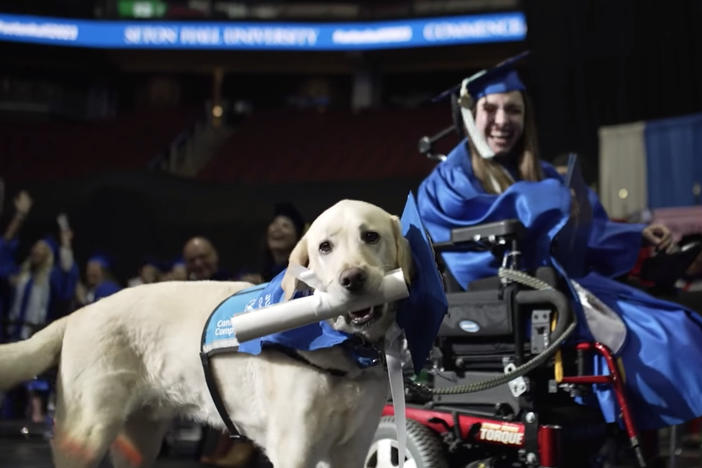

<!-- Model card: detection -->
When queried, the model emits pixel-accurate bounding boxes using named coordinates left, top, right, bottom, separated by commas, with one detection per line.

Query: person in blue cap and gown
left=77, top=252, right=121, bottom=305
left=0, top=191, right=79, bottom=342
left=0, top=191, right=79, bottom=423
left=416, top=53, right=702, bottom=431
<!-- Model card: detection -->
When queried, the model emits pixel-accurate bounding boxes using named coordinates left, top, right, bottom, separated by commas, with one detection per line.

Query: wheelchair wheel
left=364, top=416, right=448, bottom=468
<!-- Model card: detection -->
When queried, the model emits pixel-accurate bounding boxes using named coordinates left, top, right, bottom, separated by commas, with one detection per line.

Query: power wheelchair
left=365, top=215, right=647, bottom=468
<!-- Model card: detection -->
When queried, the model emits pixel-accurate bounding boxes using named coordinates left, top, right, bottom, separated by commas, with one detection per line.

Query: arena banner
left=0, top=11, right=526, bottom=50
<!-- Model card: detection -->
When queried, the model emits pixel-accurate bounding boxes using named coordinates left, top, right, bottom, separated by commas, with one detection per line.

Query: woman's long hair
left=468, top=91, right=543, bottom=194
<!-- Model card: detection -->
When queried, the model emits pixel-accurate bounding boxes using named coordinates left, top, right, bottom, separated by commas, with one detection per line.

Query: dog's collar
left=342, top=335, right=384, bottom=369
left=287, top=283, right=386, bottom=370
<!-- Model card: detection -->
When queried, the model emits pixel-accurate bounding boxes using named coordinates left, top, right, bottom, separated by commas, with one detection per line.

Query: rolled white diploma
left=230, top=268, right=409, bottom=344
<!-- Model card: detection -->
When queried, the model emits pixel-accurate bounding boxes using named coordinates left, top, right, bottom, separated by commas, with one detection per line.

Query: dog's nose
left=339, top=268, right=367, bottom=293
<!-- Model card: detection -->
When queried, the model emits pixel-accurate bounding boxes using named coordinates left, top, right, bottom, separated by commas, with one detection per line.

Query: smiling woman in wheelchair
left=416, top=53, right=702, bottom=432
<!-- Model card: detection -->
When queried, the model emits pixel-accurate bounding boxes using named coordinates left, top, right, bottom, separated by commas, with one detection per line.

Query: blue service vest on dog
left=199, top=270, right=389, bottom=439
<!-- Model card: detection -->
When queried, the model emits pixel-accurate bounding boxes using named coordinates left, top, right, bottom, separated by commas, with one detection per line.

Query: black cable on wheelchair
left=407, top=320, right=576, bottom=395
left=407, top=267, right=577, bottom=395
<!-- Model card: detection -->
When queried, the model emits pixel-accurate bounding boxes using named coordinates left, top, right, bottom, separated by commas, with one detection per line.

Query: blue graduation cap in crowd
left=397, top=192, right=448, bottom=373
left=88, top=252, right=113, bottom=270
left=42, top=234, right=60, bottom=259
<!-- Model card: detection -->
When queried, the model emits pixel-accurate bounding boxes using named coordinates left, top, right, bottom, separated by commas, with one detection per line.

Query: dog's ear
left=281, top=234, right=309, bottom=300
left=391, top=215, right=413, bottom=285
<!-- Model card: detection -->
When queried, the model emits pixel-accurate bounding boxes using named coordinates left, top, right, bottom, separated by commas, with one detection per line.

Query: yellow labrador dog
left=0, top=199, right=412, bottom=468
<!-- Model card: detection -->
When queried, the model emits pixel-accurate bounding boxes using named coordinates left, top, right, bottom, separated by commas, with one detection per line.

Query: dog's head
left=281, top=200, right=412, bottom=343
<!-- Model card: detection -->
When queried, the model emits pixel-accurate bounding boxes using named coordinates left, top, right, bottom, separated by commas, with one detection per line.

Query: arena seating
left=1, top=104, right=454, bottom=184
left=198, top=105, right=452, bottom=183
left=0, top=108, right=198, bottom=183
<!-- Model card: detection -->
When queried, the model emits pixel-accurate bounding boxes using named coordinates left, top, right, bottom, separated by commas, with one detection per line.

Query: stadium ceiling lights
left=0, top=11, right=525, bottom=50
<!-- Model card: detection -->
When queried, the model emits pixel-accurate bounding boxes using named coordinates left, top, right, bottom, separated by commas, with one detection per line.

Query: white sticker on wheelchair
left=504, top=362, right=528, bottom=397
left=571, top=280, right=627, bottom=354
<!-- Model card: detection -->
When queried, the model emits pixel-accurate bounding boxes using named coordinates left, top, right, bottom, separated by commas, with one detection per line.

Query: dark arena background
left=2, top=0, right=701, bottom=281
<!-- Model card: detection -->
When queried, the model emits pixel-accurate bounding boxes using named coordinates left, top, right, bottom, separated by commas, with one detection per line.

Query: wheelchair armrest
left=433, top=219, right=525, bottom=253
left=515, top=288, right=573, bottom=342
left=451, top=219, right=524, bottom=243
left=640, top=240, right=702, bottom=286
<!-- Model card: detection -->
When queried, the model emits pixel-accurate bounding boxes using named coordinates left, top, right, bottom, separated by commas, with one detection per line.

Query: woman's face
left=474, top=90, right=525, bottom=155
left=267, top=215, right=298, bottom=253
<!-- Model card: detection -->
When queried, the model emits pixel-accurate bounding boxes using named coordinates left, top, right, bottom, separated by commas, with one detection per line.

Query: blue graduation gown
left=92, top=280, right=121, bottom=302
left=417, top=139, right=702, bottom=430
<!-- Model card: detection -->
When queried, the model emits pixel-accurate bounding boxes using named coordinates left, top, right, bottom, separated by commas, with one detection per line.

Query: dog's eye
left=362, top=231, right=380, bottom=244
left=319, top=241, right=333, bottom=254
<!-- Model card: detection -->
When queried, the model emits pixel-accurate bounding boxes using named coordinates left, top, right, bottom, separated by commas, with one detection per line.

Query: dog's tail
left=0, top=316, right=67, bottom=390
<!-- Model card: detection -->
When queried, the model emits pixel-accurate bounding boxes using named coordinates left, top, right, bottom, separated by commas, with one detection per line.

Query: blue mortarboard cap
left=42, top=235, right=59, bottom=259
left=397, top=192, right=448, bottom=373
left=432, top=50, right=530, bottom=103
left=88, top=252, right=112, bottom=270
left=466, top=68, right=525, bottom=100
